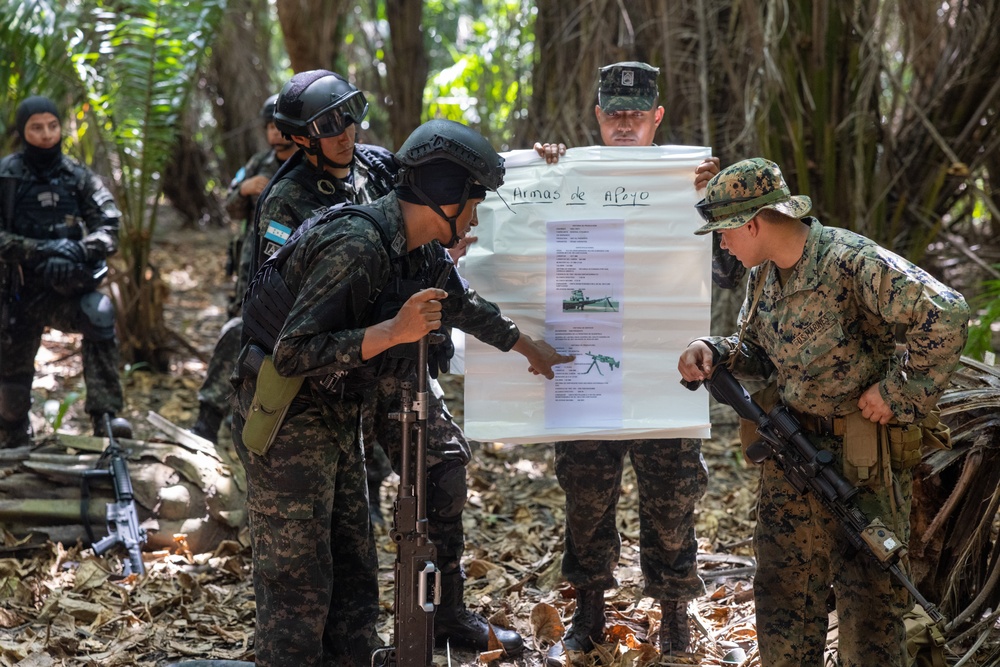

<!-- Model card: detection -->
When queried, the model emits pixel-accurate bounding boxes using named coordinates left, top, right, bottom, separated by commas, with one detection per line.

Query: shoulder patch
left=264, top=220, right=293, bottom=246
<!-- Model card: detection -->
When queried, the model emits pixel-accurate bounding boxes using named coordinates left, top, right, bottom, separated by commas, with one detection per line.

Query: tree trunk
left=384, top=0, right=429, bottom=149
left=206, top=0, right=274, bottom=182
left=274, top=0, right=350, bottom=72
left=162, top=111, right=227, bottom=228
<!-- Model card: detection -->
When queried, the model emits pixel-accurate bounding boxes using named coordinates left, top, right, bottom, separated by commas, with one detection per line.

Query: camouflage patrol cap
left=597, top=61, right=659, bottom=112
left=693, top=158, right=812, bottom=235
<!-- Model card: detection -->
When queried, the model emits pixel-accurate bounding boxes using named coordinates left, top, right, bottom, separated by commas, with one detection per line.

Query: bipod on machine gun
left=374, top=262, right=452, bottom=667
left=685, top=366, right=945, bottom=625
left=81, top=415, right=147, bottom=576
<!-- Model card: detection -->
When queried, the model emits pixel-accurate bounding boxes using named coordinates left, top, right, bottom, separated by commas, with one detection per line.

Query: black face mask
left=22, top=140, right=63, bottom=175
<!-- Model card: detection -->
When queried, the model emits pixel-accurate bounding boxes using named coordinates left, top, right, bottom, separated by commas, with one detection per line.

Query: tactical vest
left=0, top=154, right=89, bottom=244
left=242, top=203, right=444, bottom=394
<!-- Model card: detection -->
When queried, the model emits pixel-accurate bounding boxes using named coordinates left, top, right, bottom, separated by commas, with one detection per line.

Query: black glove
left=428, top=332, right=455, bottom=379
left=80, top=230, right=116, bottom=261
left=42, top=257, right=77, bottom=285
left=36, top=239, right=87, bottom=263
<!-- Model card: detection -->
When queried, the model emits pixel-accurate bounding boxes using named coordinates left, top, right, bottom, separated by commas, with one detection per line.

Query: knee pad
left=78, top=292, right=116, bottom=341
left=0, top=382, right=32, bottom=423
left=427, top=459, right=468, bottom=523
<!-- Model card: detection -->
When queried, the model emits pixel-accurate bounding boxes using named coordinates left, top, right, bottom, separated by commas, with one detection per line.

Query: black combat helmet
left=395, top=119, right=505, bottom=248
left=272, top=70, right=368, bottom=140
left=395, top=118, right=505, bottom=191
left=259, top=93, right=279, bottom=124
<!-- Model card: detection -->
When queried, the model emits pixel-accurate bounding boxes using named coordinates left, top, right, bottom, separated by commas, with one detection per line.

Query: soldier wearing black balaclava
left=0, top=96, right=128, bottom=446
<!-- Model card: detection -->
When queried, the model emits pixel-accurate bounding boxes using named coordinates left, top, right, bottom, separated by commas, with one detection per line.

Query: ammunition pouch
left=886, top=421, right=923, bottom=472
left=842, top=412, right=880, bottom=485
left=242, top=355, right=304, bottom=457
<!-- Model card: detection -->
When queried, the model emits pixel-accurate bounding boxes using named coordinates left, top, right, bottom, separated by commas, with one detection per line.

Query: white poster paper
left=463, top=145, right=713, bottom=443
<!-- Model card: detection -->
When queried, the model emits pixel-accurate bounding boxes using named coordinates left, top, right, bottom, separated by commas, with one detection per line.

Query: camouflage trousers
left=553, top=438, right=708, bottom=600
left=753, top=433, right=912, bottom=667
left=0, top=291, right=122, bottom=434
left=364, top=373, right=471, bottom=575
left=198, top=316, right=242, bottom=414
left=232, top=385, right=379, bottom=667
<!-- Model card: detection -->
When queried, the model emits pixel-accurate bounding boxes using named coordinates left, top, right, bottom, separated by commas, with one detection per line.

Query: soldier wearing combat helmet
left=233, top=120, right=572, bottom=666
left=680, top=157, right=969, bottom=666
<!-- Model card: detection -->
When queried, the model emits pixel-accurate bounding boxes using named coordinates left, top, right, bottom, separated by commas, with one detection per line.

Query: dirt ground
left=2, top=210, right=997, bottom=666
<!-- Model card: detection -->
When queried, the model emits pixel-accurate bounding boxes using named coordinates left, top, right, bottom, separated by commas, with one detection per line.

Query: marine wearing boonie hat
left=598, top=61, right=659, bottom=112
left=693, top=158, right=812, bottom=235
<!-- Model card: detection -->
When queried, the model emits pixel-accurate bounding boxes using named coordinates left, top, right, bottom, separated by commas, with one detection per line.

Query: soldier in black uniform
left=190, top=94, right=298, bottom=444
left=0, top=96, right=127, bottom=446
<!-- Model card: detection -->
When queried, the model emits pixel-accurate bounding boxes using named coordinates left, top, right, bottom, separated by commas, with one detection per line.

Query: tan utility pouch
left=886, top=420, right=923, bottom=471
left=920, top=409, right=952, bottom=451
left=738, top=382, right=780, bottom=462
left=242, top=356, right=304, bottom=456
left=842, top=411, right=879, bottom=486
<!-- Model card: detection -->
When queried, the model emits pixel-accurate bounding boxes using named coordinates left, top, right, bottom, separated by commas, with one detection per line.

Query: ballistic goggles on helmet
left=306, top=90, right=369, bottom=138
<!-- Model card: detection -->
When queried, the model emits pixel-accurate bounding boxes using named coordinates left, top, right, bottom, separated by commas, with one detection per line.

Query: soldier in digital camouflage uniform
left=533, top=62, right=714, bottom=665
left=232, top=119, right=572, bottom=666
left=190, top=94, right=298, bottom=444
left=248, top=71, right=529, bottom=654
left=0, top=96, right=127, bottom=446
left=678, top=158, right=969, bottom=667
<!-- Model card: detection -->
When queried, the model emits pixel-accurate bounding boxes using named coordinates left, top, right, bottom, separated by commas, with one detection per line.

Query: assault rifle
left=81, top=415, right=147, bottom=576
left=374, top=264, right=452, bottom=667
left=689, top=366, right=944, bottom=624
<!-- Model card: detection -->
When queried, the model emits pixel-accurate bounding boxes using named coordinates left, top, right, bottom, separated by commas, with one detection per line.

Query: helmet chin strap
left=408, top=178, right=472, bottom=248
left=306, top=137, right=353, bottom=172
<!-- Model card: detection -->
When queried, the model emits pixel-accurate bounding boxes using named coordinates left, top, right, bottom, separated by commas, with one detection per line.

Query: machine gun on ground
left=81, top=415, right=147, bottom=576
left=689, top=366, right=944, bottom=624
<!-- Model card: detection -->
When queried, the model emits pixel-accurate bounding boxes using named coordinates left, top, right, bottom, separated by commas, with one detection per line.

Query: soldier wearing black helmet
left=232, top=119, right=572, bottom=666
left=188, top=93, right=298, bottom=444
left=254, top=69, right=396, bottom=268
left=0, top=95, right=129, bottom=445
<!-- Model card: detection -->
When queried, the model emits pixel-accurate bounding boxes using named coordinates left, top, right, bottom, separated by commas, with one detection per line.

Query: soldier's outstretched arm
left=510, top=333, right=574, bottom=379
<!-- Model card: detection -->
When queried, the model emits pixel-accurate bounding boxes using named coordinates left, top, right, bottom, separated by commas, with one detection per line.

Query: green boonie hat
left=598, top=61, right=659, bottom=112
left=693, top=158, right=812, bottom=235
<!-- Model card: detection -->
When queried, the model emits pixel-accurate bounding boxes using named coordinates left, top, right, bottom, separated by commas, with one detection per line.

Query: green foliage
left=66, top=0, right=226, bottom=364
left=70, top=0, right=225, bottom=261
left=965, top=273, right=1000, bottom=361
left=424, top=0, right=535, bottom=148
left=44, top=391, right=82, bottom=431
left=0, top=0, right=83, bottom=153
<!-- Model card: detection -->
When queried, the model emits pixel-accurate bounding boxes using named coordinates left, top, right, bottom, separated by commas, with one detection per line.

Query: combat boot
left=0, top=417, right=32, bottom=449
left=434, top=571, right=524, bottom=654
left=92, top=412, right=133, bottom=439
left=546, top=588, right=606, bottom=666
left=658, top=599, right=691, bottom=655
left=190, top=402, right=224, bottom=445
